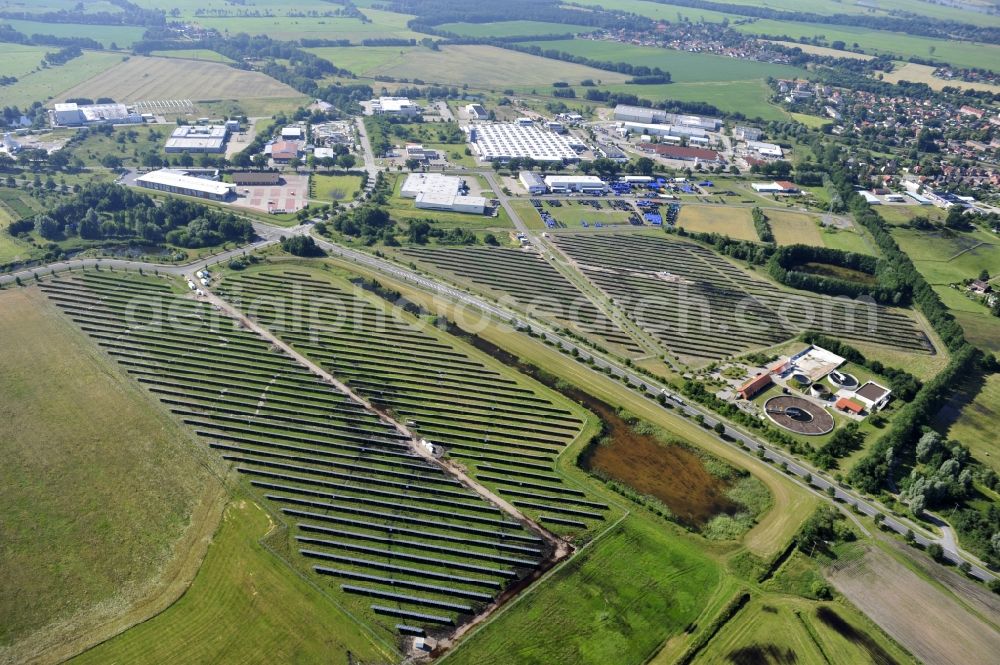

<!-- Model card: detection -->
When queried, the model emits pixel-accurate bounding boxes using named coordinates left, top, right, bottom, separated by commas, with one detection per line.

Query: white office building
left=164, top=125, right=229, bottom=153
left=519, top=171, right=547, bottom=195
left=469, top=123, right=579, bottom=163
left=371, top=96, right=421, bottom=116
left=544, top=175, right=607, bottom=193
left=401, top=173, right=487, bottom=214
left=135, top=169, right=235, bottom=201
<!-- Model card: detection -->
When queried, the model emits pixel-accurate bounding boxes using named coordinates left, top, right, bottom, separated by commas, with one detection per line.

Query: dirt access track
left=826, top=543, right=1000, bottom=665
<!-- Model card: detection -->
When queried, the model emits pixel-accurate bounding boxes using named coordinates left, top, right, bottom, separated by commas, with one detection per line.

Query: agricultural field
left=55, top=56, right=300, bottom=103
left=186, top=8, right=423, bottom=43
left=0, top=0, right=123, bottom=13
left=444, top=515, right=728, bottom=665
left=883, top=61, right=1000, bottom=93
left=693, top=595, right=916, bottom=665
left=766, top=39, right=874, bottom=59
left=308, top=45, right=418, bottom=76
left=0, top=49, right=124, bottom=108
left=38, top=270, right=561, bottom=643
left=731, top=19, right=1000, bottom=70
left=71, top=500, right=394, bottom=665
left=678, top=205, right=758, bottom=241
left=0, top=42, right=51, bottom=79
left=147, top=49, right=235, bottom=64
left=311, top=173, right=364, bottom=202
left=398, top=246, right=644, bottom=355
left=359, top=45, right=630, bottom=89
left=933, top=373, right=1000, bottom=475
left=434, top=20, right=595, bottom=38
left=0, top=19, right=146, bottom=47
left=0, top=287, right=218, bottom=664
left=524, top=39, right=806, bottom=83
left=550, top=233, right=931, bottom=364
left=600, top=79, right=790, bottom=121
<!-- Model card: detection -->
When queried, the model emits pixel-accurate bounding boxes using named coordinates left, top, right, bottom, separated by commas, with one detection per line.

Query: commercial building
left=281, top=126, right=304, bottom=140
left=232, top=171, right=281, bottom=186
left=752, top=181, right=800, bottom=195
left=465, top=103, right=488, bottom=120
left=404, top=143, right=437, bottom=161
left=401, top=173, right=487, bottom=214
left=135, top=169, right=235, bottom=201
left=645, top=144, right=722, bottom=164
left=734, top=126, right=763, bottom=141
left=269, top=140, right=302, bottom=163
left=543, top=175, right=607, bottom=193
left=52, top=102, right=142, bottom=127
left=468, top=122, right=579, bottom=163
left=859, top=190, right=882, bottom=205
left=621, top=121, right=707, bottom=139
left=164, top=125, right=229, bottom=153
left=613, top=104, right=668, bottom=124
left=849, top=381, right=892, bottom=412
left=746, top=141, right=783, bottom=158
left=519, top=171, right=547, bottom=195
left=371, top=96, right=420, bottom=117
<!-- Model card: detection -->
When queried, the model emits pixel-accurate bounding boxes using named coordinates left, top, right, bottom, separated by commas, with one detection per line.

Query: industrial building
left=519, top=171, right=547, bottom=195
left=51, top=102, right=142, bottom=127
left=859, top=191, right=882, bottom=205
left=404, top=143, right=437, bottom=161
left=465, top=103, right=488, bottom=120
left=621, top=121, right=707, bottom=139
left=232, top=171, right=281, bottom=186
left=746, top=141, right=784, bottom=158
left=269, top=140, right=302, bottom=163
left=468, top=122, right=579, bottom=163
left=612, top=105, right=721, bottom=130
left=164, top=125, right=229, bottom=153
left=370, top=96, right=420, bottom=117
left=135, top=169, right=235, bottom=201
left=401, top=173, right=487, bottom=214
left=543, top=175, right=607, bottom=193
left=751, top=181, right=800, bottom=194
left=281, top=126, right=304, bottom=140
left=644, top=144, right=722, bottom=164
left=734, top=126, right=763, bottom=141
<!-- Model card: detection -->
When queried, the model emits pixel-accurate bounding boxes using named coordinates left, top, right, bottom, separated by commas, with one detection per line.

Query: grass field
left=188, top=7, right=422, bottom=43
left=0, top=49, right=124, bottom=107
left=768, top=209, right=825, bottom=247
left=732, top=19, right=1000, bottom=71
left=693, top=595, right=916, bottom=665
left=525, top=39, right=805, bottom=83
left=601, top=79, right=790, bottom=121
left=933, top=373, right=1000, bottom=474
left=148, top=49, right=235, bottom=64
left=891, top=226, right=1000, bottom=286
left=0, top=0, right=122, bottom=13
left=678, top=205, right=757, bottom=241
left=56, top=56, right=299, bottom=103
left=766, top=39, right=874, bottom=59
left=435, top=20, right=595, bottom=38
left=311, top=173, right=363, bottom=202
left=307, top=45, right=417, bottom=76
left=360, top=45, right=630, bottom=89
left=71, top=500, right=394, bottom=665
left=821, top=226, right=876, bottom=255
left=443, top=515, right=726, bottom=665
left=882, top=61, right=1000, bottom=93
left=0, top=287, right=217, bottom=663
left=0, top=19, right=146, bottom=47
left=0, top=42, right=51, bottom=79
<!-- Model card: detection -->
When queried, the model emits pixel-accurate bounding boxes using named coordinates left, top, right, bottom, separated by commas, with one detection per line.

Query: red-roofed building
left=270, top=140, right=302, bottom=163
left=835, top=397, right=865, bottom=415
left=645, top=144, right=722, bottom=164
left=774, top=180, right=799, bottom=192
left=738, top=373, right=772, bottom=400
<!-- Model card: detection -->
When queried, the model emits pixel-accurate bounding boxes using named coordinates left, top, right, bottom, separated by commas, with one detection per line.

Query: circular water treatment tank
left=792, top=373, right=810, bottom=386
left=828, top=371, right=858, bottom=389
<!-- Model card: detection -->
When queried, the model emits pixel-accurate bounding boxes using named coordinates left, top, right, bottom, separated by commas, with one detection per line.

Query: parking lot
left=235, top=174, right=309, bottom=214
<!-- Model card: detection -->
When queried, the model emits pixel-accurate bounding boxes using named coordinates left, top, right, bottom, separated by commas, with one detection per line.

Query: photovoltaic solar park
left=549, top=233, right=932, bottom=363
left=36, top=270, right=610, bottom=641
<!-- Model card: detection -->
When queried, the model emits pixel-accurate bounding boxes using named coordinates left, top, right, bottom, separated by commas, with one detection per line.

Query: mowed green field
left=148, top=49, right=234, bottom=64
left=443, top=515, right=726, bottom=665
left=56, top=55, right=299, bottom=102
left=601, top=79, right=789, bottom=121
left=0, top=49, right=125, bottom=107
left=0, top=19, right=146, bottom=47
left=311, top=173, right=363, bottom=202
left=307, top=45, right=416, bottom=76
left=70, top=500, right=394, bottom=665
left=0, top=0, right=122, bottom=13
left=0, top=42, right=50, bottom=79
left=435, top=20, right=595, bottom=37
left=732, top=19, right=1000, bottom=71
left=0, top=287, right=215, bottom=660
left=525, top=39, right=805, bottom=83
left=189, top=8, right=422, bottom=43
left=934, top=373, right=1000, bottom=475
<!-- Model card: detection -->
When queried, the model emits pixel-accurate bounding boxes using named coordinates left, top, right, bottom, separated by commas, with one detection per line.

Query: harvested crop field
left=882, top=62, right=1000, bottom=94
left=826, top=543, right=1000, bottom=665
left=678, top=206, right=757, bottom=241
left=56, top=56, right=299, bottom=102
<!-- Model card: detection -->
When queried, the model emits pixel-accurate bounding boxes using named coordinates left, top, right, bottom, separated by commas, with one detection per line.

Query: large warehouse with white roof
left=401, top=173, right=487, bottom=214
left=468, top=123, right=580, bottom=163
left=135, top=169, right=235, bottom=201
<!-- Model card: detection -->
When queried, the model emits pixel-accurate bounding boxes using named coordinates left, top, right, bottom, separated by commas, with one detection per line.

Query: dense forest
left=8, top=183, right=255, bottom=249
